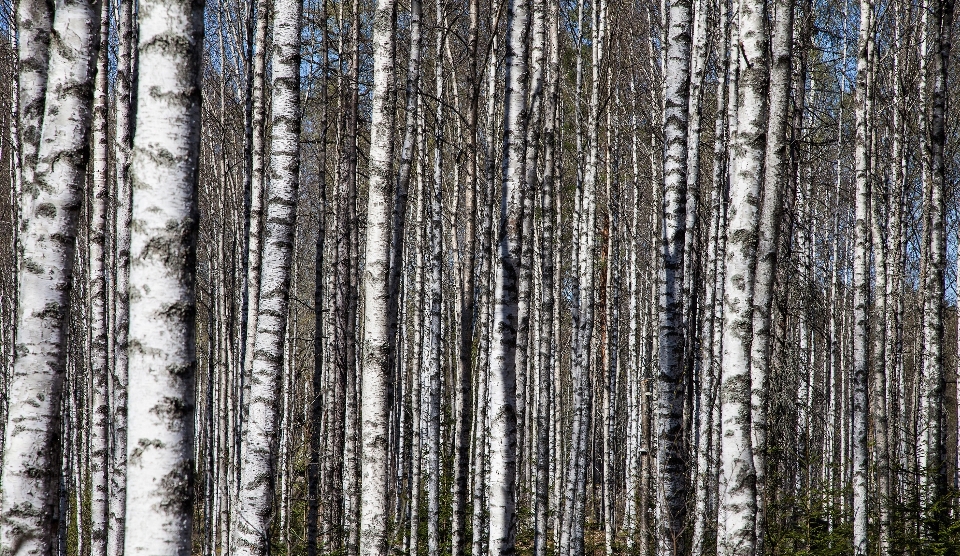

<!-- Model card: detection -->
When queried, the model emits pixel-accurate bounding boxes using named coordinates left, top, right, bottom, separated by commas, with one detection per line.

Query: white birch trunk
left=921, top=0, right=953, bottom=537
left=657, top=0, right=692, bottom=549
left=109, top=2, right=135, bottom=555
left=682, top=0, right=708, bottom=399
left=487, top=0, right=530, bottom=549
left=359, top=0, right=398, bottom=549
left=89, top=1, right=111, bottom=553
left=242, top=0, right=270, bottom=389
left=692, top=9, right=729, bottom=548
left=426, top=15, right=445, bottom=550
left=533, top=1, right=559, bottom=552
left=749, top=0, right=793, bottom=546
left=232, top=0, right=302, bottom=551
left=624, top=79, right=642, bottom=553
left=717, top=0, right=765, bottom=552
left=387, top=0, right=423, bottom=416
left=602, top=133, right=618, bottom=556
left=410, top=137, right=428, bottom=556
left=850, top=0, right=873, bottom=550
left=471, top=40, right=500, bottom=556
left=123, top=0, right=203, bottom=552
left=1, top=0, right=97, bottom=552
left=14, top=0, right=50, bottom=195
left=869, top=134, right=890, bottom=555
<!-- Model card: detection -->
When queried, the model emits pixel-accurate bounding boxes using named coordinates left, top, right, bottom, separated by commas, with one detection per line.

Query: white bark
left=692, top=7, right=729, bottom=548
left=749, top=0, right=793, bottom=546
left=359, top=0, right=398, bottom=549
left=123, top=0, right=203, bottom=552
left=426, top=12, right=445, bottom=550
left=15, top=0, right=50, bottom=194
left=471, top=38, right=500, bottom=556
left=388, top=0, right=423, bottom=382
left=921, top=0, right=953, bottom=536
left=487, top=0, right=529, bottom=549
left=410, top=130, right=428, bottom=556
left=682, top=0, right=709, bottom=394
left=533, top=1, right=559, bottom=552
left=242, top=0, right=270, bottom=389
left=657, top=0, right=692, bottom=548
left=1, top=0, right=97, bottom=553
left=109, top=2, right=135, bottom=555
left=851, top=0, right=873, bottom=552
left=90, top=1, right=111, bottom=553
left=869, top=135, right=890, bottom=555
left=232, top=0, right=302, bottom=551
left=624, top=79, right=641, bottom=554
left=602, top=126, right=618, bottom=556
left=717, top=0, right=766, bottom=552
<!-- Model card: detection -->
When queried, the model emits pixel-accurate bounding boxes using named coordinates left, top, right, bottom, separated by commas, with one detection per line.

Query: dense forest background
left=0, top=0, right=959, bottom=553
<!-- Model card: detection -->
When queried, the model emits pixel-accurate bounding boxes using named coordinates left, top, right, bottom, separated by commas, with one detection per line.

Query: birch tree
left=359, top=0, right=398, bottom=549
left=451, top=0, right=478, bottom=540
left=1, top=0, right=98, bottom=552
left=15, top=0, right=50, bottom=195
left=717, top=0, right=767, bottom=552
left=123, top=0, right=204, bottom=552
left=487, top=0, right=530, bottom=549
left=88, top=1, right=113, bottom=554
left=233, top=0, right=302, bottom=551
left=109, top=0, right=136, bottom=554
left=850, top=0, right=873, bottom=552
left=749, top=0, right=793, bottom=545
left=657, top=0, right=692, bottom=549
left=242, top=0, right=270, bottom=385
left=426, top=7, right=445, bottom=549
left=533, top=0, right=559, bottom=551
left=3, top=0, right=960, bottom=551
left=921, top=0, right=954, bottom=540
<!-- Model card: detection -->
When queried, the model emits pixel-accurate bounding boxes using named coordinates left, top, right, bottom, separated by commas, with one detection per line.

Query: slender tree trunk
left=89, top=1, right=112, bottom=554
left=749, top=0, right=793, bottom=548
left=109, top=2, right=135, bottom=555
left=850, top=0, right=874, bottom=553
left=682, top=0, right=708, bottom=432
left=487, top=0, right=530, bottom=549
left=359, top=0, right=398, bottom=549
left=885, top=8, right=904, bottom=547
left=1, top=0, right=97, bottom=552
left=426, top=14, right=445, bottom=551
left=558, top=2, right=585, bottom=542
left=922, top=0, right=954, bottom=540
left=241, top=0, right=270, bottom=443
left=533, top=0, right=559, bottom=552
left=339, top=0, right=362, bottom=549
left=514, top=69, right=538, bottom=523
left=308, top=3, right=329, bottom=554
left=624, top=77, right=642, bottom=554
left=867, top=2, right=889, bottom=547
left=233, top=0, right=302, bottom=551
left=692, top=6, right=729, bottom=548
left=602, top=121, right=619, bottom=556
left=123, top=0, right=203, bottom=551
left=717, top=0, right=766, bottom=552
left=869, top=139, right=890, bottom=556
left=472, top=39, right=500, bottom=556
left=657, top=0, right=692, bottom=548
left=387, top=0, right=423, bottom=417
left=14, top=0, right=50, bottom=199
left=451, top=0, right=478, bottom=545
left=410, top=135, right=428, bottom=556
